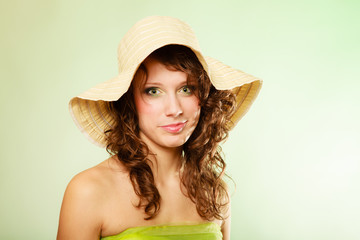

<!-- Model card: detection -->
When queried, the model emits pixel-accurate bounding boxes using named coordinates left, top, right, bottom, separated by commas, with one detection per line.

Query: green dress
left=101, top=222, right=222, bottom=240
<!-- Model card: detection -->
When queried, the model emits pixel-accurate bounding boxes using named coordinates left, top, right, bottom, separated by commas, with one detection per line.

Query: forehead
left=133, top=57, right=194, bottom=87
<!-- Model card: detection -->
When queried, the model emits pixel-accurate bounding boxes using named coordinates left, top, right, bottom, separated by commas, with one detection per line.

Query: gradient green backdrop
left=1, top=0, right=359, bottom=239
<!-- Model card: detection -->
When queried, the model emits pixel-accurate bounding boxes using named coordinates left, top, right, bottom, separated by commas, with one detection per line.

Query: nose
left=165, top=93, right=183, bottom=117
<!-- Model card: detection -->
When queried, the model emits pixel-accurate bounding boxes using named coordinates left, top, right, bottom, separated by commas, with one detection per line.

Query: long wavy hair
left=105, top=45, right=236, bottom=220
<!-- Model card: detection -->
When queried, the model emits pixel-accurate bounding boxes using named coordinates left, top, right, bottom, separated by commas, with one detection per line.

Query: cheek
left=134, top=92, right=147, bottom=114
left=186, top=97, right=201, bottom=116
left=134, top=96, right=160, bottom=118
left=134, top=98, right=153, bottom=132
left=135, top=100, right=148, bottom=115
left=183, top=98, right=201, bottom=129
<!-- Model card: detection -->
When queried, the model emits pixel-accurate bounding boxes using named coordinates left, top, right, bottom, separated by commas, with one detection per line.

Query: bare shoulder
left=66, top=156, right=129, bottom=197
left=64, top=157, right=119, bottom=200
left=57, top=156, right=128, bottom=240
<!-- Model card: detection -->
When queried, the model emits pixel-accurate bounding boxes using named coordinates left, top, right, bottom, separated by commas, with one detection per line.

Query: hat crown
left=116, top=16, right=202, bottom=73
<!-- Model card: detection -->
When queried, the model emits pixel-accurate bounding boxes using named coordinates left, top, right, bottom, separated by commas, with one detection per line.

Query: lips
left=160, top=121, right=187, bottom=133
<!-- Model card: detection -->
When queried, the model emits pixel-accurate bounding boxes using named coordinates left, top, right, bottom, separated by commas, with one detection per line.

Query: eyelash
left=180, top=85, right=193, bottom=94
left=145, top=87, right=161, bottom=96
left=144, top=85, right=196, bottom=96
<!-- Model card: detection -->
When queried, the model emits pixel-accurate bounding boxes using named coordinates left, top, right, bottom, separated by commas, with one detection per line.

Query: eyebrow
left=143, top=80, right=190, bottom=86
left=143, top=81, right=163, bottom=86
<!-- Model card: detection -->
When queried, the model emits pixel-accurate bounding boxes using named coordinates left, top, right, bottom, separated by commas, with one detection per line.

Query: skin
left=57, top=58, right=231, bottom=240
left=133, top=57, right=201, bottom=155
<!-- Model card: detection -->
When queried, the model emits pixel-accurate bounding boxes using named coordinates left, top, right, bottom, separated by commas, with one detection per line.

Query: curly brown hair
left=105, top=45, right=236, bottom=220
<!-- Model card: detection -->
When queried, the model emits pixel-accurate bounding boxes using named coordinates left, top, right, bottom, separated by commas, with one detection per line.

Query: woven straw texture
left=69, top=16, right=262, bottom=147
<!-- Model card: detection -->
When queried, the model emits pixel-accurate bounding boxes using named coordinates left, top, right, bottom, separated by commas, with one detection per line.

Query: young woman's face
left=133, top=57, right=201, bottom=151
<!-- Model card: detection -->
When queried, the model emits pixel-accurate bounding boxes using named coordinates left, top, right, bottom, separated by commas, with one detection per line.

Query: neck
left=138, top=132, right=185, bottom=184
left=148, top=145, right=183, bottom=183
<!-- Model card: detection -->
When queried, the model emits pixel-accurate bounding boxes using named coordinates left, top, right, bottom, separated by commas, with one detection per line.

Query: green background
left=1, top=0, right=359, bottom=239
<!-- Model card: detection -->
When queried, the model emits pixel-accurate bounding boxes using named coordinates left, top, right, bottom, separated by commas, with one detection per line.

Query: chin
left=161, top=136, right=189, bottom=148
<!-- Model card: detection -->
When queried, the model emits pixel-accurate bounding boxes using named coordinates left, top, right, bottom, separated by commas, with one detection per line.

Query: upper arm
left=221, top=199, right=231, bottom=240
left=220, top=183, right=231, bottom=240
left=57, top=172, right=103, bottom=240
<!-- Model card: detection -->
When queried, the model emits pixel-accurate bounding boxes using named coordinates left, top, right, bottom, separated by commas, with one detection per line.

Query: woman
left=58, top=16, right=262, bottom=240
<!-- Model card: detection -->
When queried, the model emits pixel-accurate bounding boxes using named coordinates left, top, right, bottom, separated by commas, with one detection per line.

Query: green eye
left=145, top=87, right=161, bottom=96
left=180, top=85, right=193, bottom=95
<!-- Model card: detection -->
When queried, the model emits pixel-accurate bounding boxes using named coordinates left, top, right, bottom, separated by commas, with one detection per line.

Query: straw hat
left=69, top=16, right=262, bottom=147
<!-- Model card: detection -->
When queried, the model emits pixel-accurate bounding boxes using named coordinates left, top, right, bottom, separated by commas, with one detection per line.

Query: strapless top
left=101, top=222, right=222, bottom=240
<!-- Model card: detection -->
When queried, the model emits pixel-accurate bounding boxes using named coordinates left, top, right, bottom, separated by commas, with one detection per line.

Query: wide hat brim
left=69, top=16, right=262, bottom=147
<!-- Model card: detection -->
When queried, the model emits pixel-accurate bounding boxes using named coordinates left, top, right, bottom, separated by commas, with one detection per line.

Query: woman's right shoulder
left=65, top=166, right=104, bottom=199
left=57, top=156, right=129, bottom=239
left=67, top=156, right=128, bottom=197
